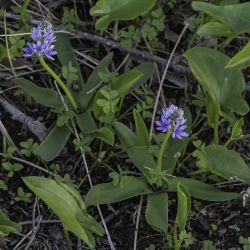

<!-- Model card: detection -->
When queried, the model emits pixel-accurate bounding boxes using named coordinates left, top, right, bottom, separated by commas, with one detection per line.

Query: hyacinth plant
left=23, top=20, right=78, bottom=111
left=155, top=105, right=188, bottom=177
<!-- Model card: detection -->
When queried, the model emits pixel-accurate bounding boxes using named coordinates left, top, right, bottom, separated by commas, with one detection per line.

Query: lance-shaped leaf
left=145, top=193, right=168, bottom=232
left=112, top=70, right=143, bottom=97
left=13, top=78, right=62, bottom=109
left=23, top=176, right=104, bottom=248
left=133, top=109, right=150, bottom=147
left=77, top=53, right=114, bottom=109
left=197, top=144, right=250, bottom=184
left=226, top=41, right=250, bottom=69
left=114, top=121, right=156, bottom=176
left=175, top=183, right=191, bottom=231
left=90, top=0, right=157, bottom=31
left=55, top=33, right=84, bottom=89
left=35, top=125, right=71, bottom=161
left=184, top=47, right=249, bottom=115
left=192, top=2, right=250, bottom=35
left=167, top=177, right=239, bottom=201
left=131, top=62, right=154, bottom=90
left=85, top=176, right=151, bottom=206
left=0, top=209, right=22, bottom=237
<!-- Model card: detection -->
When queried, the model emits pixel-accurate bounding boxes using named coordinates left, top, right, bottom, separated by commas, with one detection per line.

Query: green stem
left=156, top=130, right=172, bottom=172
left=38, top=56, right=78, bottom=111
left=21, top=0, right=30, bottom=21
left=224, top=137, right=232, bottom=148
left=213, top=106, right=219, bottom=145
left=63, top=226, right=72, bottom=250
left=173, top=223, right=179, bottom=250
left=186, top=169, right=207, bottom=177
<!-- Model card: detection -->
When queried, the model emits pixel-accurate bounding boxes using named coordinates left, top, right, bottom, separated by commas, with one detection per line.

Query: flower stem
left=156, top=129, right=172, bottom=172
left=38, top=56, right=78, bottom=111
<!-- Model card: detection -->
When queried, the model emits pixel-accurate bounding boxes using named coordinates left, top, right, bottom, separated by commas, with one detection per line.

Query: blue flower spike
left=156, top=104, right=189, bottom=139
left=23, top=20, right=57, bottom=60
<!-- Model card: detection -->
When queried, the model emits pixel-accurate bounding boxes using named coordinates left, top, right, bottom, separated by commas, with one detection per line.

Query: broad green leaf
left=0, top=209, right=21, bottom=237
left=192, top=2, right=250, bottom=35
left=114, top=121, right=156, bottom=176
left=85, top=176, right=151, bottom=206
left=90, top=0, right=157, bottom=31
left=167, top=177, right=239, bottom=201
left=76, top=110, right=97, bottom=133
left=226, top=41, right=250, bottom=69
left=94, top=127, right=114, bottom=145
left=13, top=78, right=62, bottom=109
left=55, top=33, right=84, bottom=89
left=133, top=109, right=150, bottom=146
left=197, top=144, right=250, bottom=184
left=145, top=193, right=168, bottom=232
left=77, top=53, right=113, bottom=109
left=35, top=125, right=71, bottom=161
left=23, top=176, right=104, bottom=248
left=197, top=22, right=232, bottom=37
left=0, top=44, right=6, bottom=62
left=163, top=107, right=192, bottom=174
left=112, top=70, right=143, bottom=97
left=176, top=183, right=191, bottom=231
left=184, top=47, right=249, bottom=115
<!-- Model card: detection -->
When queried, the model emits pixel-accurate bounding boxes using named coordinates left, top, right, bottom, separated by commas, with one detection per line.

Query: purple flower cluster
left=23, top=20, right=57, bottom=60
left=156, top=104, right=189, bottom=139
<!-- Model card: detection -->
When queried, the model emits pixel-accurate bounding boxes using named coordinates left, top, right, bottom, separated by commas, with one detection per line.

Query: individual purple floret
left=156, top=104, right=189, bottom=139
left=23, top=20, right=57, bottom=60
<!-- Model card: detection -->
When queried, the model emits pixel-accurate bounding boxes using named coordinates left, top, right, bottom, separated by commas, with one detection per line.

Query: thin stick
left=53, top=83, right=116, bottom=250
left=4, top=10, right=17, bottom=78
left=133, top=196, right=143, bottom=250
left=149, top=24, right=189, bottom=139
left=0, top=153, right=57, bottom=176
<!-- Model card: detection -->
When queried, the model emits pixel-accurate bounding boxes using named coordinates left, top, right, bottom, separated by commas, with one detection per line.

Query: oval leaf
left=184, top=47, right=249, bottom=115
left=90, top=0, right=157, bottom=30
left=197, top=144, right=250, bottom=184
left=192, top=2, right=250, bottom=35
